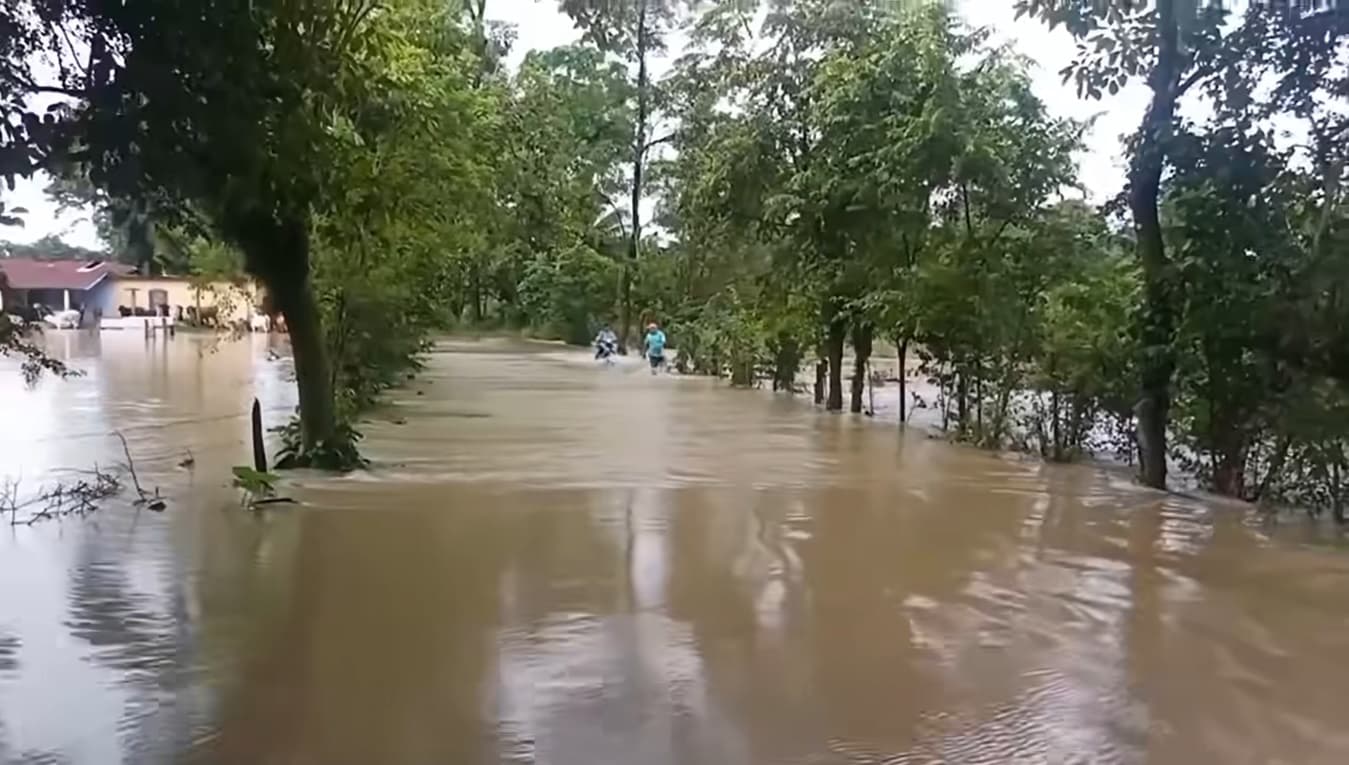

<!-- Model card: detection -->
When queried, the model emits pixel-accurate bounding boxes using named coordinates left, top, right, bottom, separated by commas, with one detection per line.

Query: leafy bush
left=273, top=416, right=369, bottom=472
left=518, top=244, right=620, bottom=345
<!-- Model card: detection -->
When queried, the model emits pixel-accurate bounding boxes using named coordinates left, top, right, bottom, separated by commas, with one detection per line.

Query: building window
left=149, top=288, right=169, bottom=315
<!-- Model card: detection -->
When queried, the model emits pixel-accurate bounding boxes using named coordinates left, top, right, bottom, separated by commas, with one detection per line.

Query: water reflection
left=2, top=336, right=1349, bottom=763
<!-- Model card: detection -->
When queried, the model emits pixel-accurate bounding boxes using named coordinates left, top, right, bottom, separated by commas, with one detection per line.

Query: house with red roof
left=0, top=257, right=135, bottom=325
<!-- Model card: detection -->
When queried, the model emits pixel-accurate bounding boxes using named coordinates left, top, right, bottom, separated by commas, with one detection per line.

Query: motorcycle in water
left=594, top=337, right=619, bottom=365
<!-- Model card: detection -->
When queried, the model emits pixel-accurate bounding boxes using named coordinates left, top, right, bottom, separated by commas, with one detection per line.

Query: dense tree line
left=1, top=235, right=102, bottom=262
left=2, top=0, right=1348, bottom=517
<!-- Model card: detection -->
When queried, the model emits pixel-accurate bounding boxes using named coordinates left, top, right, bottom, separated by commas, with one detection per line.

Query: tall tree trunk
left=1333, top=456, right=1346, bottom=525
left=825, top=319, right=846, bottom=412
left=1068, top=395, right=1087, bottom=458
left=975, top=370, right=985, bottom=442
left=897, top=338, right=908, bottom=425
left=1253, top=435, right=1293, bottom=502
left=240, top=214, right=336, bottom=454
left=620, top=0, right=651, bottom=353
left=619, top=272, right=632, bottom=353
left=940, top=367, right=950, bottom=432
left=1213, top=458, right=1246, bottom=499
left=1132, top=0, right=1182, bottom=490
left=449, top=281, right=464, bottom=321
left=1051, top=390, right=1062, bottom=462
left=814, top=355, right=827, bottom=405
left=275, top=279, right=334, bottom=451
left=850, top=322, right=872, bottom=414
left=774, top=334, right=799, bottom=392
left=730, top=358, right=752, bottom=387
left=956, top=370, right=969, bottom=436
left=469, top=262, right=482, bottom=324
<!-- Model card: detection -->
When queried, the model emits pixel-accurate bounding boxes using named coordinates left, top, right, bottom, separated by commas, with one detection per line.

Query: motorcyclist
left=594, top=324, right=618, bottom=360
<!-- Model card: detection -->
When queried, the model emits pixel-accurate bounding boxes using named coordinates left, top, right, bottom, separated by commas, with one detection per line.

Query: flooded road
left=3, top=334, right=1349, bottom=764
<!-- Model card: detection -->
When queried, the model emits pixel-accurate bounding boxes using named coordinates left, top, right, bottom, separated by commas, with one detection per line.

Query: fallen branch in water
left=3, top=433, right=166, bottom=524
left=2, top=468, right=122, bottom=526
left=231, top=465, right=295, bottom=510
left=113, top=430, right=166, bottom=511
left=251, top=497, right=298, bottom=507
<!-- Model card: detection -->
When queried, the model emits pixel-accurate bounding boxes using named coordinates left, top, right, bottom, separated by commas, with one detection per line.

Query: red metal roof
left=0, top=258, right=134, bottom=291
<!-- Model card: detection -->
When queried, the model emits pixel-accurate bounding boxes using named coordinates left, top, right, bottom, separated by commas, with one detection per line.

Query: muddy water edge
left=2, top=333, right=1349, bottom=764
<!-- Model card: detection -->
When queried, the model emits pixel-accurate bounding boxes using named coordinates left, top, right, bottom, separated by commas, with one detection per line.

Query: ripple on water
left=893, top=666, right=1143, bottom=765
left=8, top=339, right=1349, bottom=764
left=63, top=559, right=183, bottom=676
left=0, top=634, right=19, bottom=674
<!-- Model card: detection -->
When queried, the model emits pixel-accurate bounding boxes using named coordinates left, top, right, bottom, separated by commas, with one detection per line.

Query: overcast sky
left=2, top=0, right=1149, bottom=252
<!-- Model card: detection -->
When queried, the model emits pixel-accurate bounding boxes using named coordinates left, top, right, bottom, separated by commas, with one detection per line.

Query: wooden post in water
left=867, top=361, right=875, bottom=416
left=251, top=398, right=267, bottom=472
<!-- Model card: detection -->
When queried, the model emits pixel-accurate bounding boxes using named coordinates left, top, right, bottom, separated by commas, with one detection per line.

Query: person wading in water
left=643, top=321, right=667, bottom=375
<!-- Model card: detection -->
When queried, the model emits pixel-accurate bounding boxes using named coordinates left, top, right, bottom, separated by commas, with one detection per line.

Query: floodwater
left=2, top=334, right=1349, bottom=765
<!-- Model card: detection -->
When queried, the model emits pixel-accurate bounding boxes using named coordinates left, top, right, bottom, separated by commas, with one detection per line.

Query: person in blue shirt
left=643, top=322, right=667, bottom=375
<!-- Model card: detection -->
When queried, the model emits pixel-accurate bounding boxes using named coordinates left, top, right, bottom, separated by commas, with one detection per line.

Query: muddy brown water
left=2, top=334, right=1349, bottom=764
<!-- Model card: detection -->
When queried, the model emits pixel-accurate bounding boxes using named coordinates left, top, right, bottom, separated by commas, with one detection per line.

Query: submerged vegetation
left=1, top=1, right=1348, bottom=515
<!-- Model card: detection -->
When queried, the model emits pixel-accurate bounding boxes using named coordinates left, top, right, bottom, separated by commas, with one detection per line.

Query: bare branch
left=3, top=467, right=121, bottom=526
left=642, top=132, right=678, bottom=154
left=56, top=23, right=89, bottom=81
left=597, top=189, right=630, bottom=239
left=0, top=67, right=86, bottom=99
left=26, top=84, right=84, bottom=98
left=983, top=217, right=1014, bottom=255
left=113, top=430, right=146, bottom=499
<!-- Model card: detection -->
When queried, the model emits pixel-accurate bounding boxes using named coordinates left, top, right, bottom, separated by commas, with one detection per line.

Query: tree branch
left=1, top=68, right=86, bottom=99
left=642, top=131, right=677, bottom=154
left=1175, top=47, right=1232, bottom=100
left=961, top=182, right=975, bottom=241
left=597, top=189, right=630, bottom=239
left=1175, top=66, right=1208, bottom=98
left=985, top=217, right=1014, bottom=251
left=26, top=84, right=85, bottom=98
left=56, top=23, right=88, bottom=80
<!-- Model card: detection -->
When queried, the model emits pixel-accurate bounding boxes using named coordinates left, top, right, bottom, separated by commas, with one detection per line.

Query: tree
left=808, top=2, right=962, bottom=414
left=0, top=0, right=375, bottom=457
left=0, top=184, right=68, bottom=383
left=1013, top=0, right=1233, bottom=487
left=1015, top=0, right=1349, bottom=492
left=304, top=0, right=503, bottom=422
left=0, top=0, right=500, bottom=465
left=1231, top=7, right=1349, bottom=385
left=1, top=234, right=102, bottom=261
left=649, top=1, right=811, bottom=384
left=808, top=2, right=961, bottom=417
left=1026, top=201, right=1138, bottom=461
left=493, top=44, right=633, bottom=333
left=0, top=276, right=73, bottom=385
left=42, top=172, right=158, bottom=272
left=1162, top=124, right=1296, bottom=496
left=558, top=0, right=693, bottom=351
